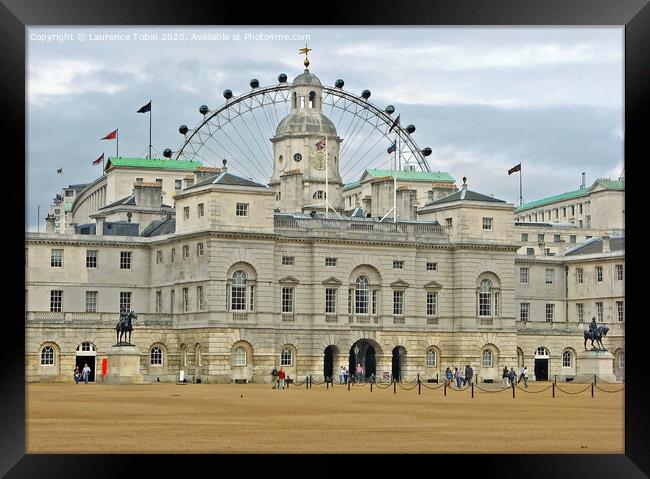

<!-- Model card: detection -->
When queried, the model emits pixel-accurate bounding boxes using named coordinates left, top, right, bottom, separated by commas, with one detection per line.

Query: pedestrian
left=455, top=367, right=463, bottom=388
left=502, top=366, right=510, bottom=388
left=509, top=368, right=517, bottom=388
left=278, top=367, right=286, bottom=389
left=343, top=367, right=348, bottom=383
left=82, top=363, right=91, bottom=384
left=445, top=367, right=453, bottom=387
left=522, top=365, right=529, bottom=388
left=518, top=365, right=525, bottom=384
left=271, top=366, right=279, bottom=389
left=339, top=365, right=346, bottom=384
left=464, top=364, right=473, bottom=387
left=356, top=363, right=363, bottom=383
left=73, top=366, right=80, bottom=384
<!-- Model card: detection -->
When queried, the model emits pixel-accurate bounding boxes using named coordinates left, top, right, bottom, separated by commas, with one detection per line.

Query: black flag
left=137, top=101, right=151, bottom=113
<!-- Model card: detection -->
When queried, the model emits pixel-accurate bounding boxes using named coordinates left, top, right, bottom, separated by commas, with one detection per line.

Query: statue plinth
left=105, top=344, right=143, bottom=384
left=577, top=349, right=617, bottom=382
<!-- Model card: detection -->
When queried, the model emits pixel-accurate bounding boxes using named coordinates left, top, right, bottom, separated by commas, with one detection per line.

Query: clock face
left=293, top=153, right=302, bottom=162
left=310, top=150, right=326, bottom=170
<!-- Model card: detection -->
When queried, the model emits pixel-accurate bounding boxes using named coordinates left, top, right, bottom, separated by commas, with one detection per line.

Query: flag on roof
left=56, top=168, right=63, bottom=174
left=92, top=153, right=104, bottom=165
left=101, top=129, right=118, bottom=140
left=315, top=137, right=326, bottom=151
left=387, top=141, right=397, bottom=154
left=137, top=101, right=151, bottom=113
left=508, top=163, right=521, bottom=175
left=388, top=114, right=400, bottom=133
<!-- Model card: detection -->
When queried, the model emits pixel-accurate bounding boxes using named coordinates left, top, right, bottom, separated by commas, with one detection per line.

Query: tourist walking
left=271, top=366, right=279, bottom=389
left=502, top=367, right=510, bottom=388
left=522, top=366, right=529, bottom=388
left=509, top=368, right=517, bottom=388
left=339, top=365, right=346, bottom=384
left=73, top=366, right=81, bottom=384
left=445, top=367, right=453, bottom=387
left=455, top=367, right=464, bottom=388
left=356, top=363, right=363, bottom=383
left=518, top=365, right=525, bottom=384
left=278, top=367, right=286, bottom=389
left=464, top=364, right=473, bottom=387
left=82, top=363, right=91, bottom=384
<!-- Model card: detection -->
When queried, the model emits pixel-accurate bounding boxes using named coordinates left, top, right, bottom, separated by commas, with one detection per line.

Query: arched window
left=233, top=346, right=246, bottom=366
left=562, top=351, right=572, bottom=367
left=231, top=271, right=247, bottom=311
left=618, top=352, right=625, bottom=369
left=151, top=346, right=163, bottom=365
left=426, top=349, right=436, bottom=367
left=180, top=344, right=187, bottom=367
left=281, top=347, right=293, bottom=366
left=313, top=190, right=326, bottom=199
left=482, top=349, right=493, bottom=368
left=309, top=91, right=316, bottom=108
left=77, top=342, right=95, bottom=352
left=355, top=275, right=369, bottom=314
left=536, top=347, right=550, bottom=357
left=196, top=345, right=202, bottom=367
left=479, top=279, right=493, bottom=316
left=41, top=346, right=54, bottom=365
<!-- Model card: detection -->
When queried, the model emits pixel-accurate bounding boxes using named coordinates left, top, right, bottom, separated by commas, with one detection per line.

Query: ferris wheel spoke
left=227, top=115, right=270, bottom=176
left=220, top=121, right=270, bottom=180
left=237, top=112, right=273, bottom=169
left=341, top=133, right=387, bottom=178
left=340, top=108, right=372, bottom=159
left=199, top=135, right=265, bottom=183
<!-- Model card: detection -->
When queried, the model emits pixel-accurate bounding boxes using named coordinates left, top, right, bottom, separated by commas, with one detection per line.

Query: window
left=520, top=267, right=529, bottom=284
left=616, top=264, right=623, bottom=280
left=282, top=256, right=294, bottom=266
left=562, top=207, right=566, bottom=218
left=426, top=292, right=437, bottom=317
left=136, top=177, right=143, bottom=182
left=281, top=348, right=293, bottom=366
left=426, top=349, right=437, bottom=367
left=171, top=248, right=175, bottom=263
left=545, top=304, right=554, bottom=322
left=618, top=352, right=625, bottom=369
left=554, top=234, right=561, bottom=243
left=426, top=262, right=437, bottom=271
left=156, top=291, right=162, bottom=313
left=86, top=250, right=98, bottom=268
left=372, top=289, right=378, bottom=315
left=579, top=204, right=583, bottom=214
left=198, top=203, right=204, bottom=217
left=156, top=250, right=163, bottom=264
left=325, top=257, right=337, bottom=266
left=596, top=302, right=604, bottom=322
left=120, top=251, right=132, bottom=270
left=393, top=290, right=404, bottom=316
left=482, top=349, right=493, bottom=368
left=41, top=346, right=54, bottom=365
left=355, top=275, right=369, bottom=314
left=554, top=209, right=558, bottom=219
left=50, top=290, right=62, bottom=312
left=175, top=179, right=182, bottom=189
left=482, top=217, right=493, bottom=230
left=520, top=303, right=529, bottom=322
left=170, top=290, right=175, bottom=312
left=197, top=243, right=204, bottom=256
left=313, top=190, right=326, bottom=199
left=446, top=218, right=452, bottom=227
left=576, top=268, right=584, bottom=284
left=579, top=220, right=583, bottom=228
left=51, top=249, right=63, bottom=267
left=325, top=288, right=337, bottom=314
left=545, top=269, right=554, bottom=285
left=236, top=203, right=249, bottom=217
left=478, top=279, right=494, bottom=317
left=120, top=292, right=132, bottom=312
left=233, top=346, right=246, bottom=366
left=194, top=286, right=203, bottom=311
left=183, top=245, right=189, bottom=259
left=526, top=248, right=534, bottom=256
left=182, top=288, right=189, bottom=312
left=85, top=291, right=97, bottom=313
left=577, top=303, right=584, bottom=322
left=562, top=351, right=572, bottom=368
left=231, top=271, right=247, bottom=311
left=538, top=234, right=545, bottom=243
left=616, top=301, right=624, bottom=322
left=393, top=260, right=404, bottom=269
left=521, top=233, right=528, bottom=242
left=594, top=265, right=604, bottom=282
left=156, top=178, right=163, bottom=186
left=570, top=235, right=576, bottom=244
left=183, top=206, right=190, bottom=220
left=347, top=288, right=353, bottom=315
left=282, top=287, right=294, bottom=313
left=150, top=347, right=163, bottom=366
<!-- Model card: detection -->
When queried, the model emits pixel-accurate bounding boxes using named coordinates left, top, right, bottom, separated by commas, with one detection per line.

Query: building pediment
left=424, top=280, right=443, bottom=289
left=321, top=277, right=342, bottom=285
left=391, top=279, right=410, bottom=288
left=279, top=276, right=300, bottom=284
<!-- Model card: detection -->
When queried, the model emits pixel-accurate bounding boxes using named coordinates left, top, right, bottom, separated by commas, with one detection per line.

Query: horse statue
left=584, top=325, right=609, bottom=351
left=115, top=310, right=138, bottom=345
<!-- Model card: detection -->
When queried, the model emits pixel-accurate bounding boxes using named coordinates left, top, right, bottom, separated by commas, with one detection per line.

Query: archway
left=392, top=346, right=406, bottom=382
left=75, top=342, right=97, bottom=382
left=349, top=340, right=377, bottom=382
left=323, top=345, right=338, bottom=381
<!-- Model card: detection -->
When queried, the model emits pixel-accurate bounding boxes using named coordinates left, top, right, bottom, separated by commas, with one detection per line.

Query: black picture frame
left=5, top=0, right=648, bottom=476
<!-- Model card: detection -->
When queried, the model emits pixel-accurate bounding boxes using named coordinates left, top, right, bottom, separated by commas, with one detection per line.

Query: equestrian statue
left=583, top=317, right=609, bottom=351
left=115, top=309, right=138, bottom=345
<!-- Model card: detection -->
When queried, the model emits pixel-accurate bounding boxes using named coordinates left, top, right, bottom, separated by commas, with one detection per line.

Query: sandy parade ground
left=26, top=381, right=624, bottom=454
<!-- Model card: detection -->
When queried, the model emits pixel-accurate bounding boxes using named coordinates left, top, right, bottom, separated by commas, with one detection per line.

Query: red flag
left=315, top=137, right=326, bottom=151
left=92, top=153, right=104, bottom=165
left=508, top=163, right=521, bottom=175
left=101, top=129, right=118, bottom=140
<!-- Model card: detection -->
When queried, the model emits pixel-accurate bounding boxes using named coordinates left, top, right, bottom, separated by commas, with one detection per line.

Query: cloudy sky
left=26, top=26, right=623, bottom=231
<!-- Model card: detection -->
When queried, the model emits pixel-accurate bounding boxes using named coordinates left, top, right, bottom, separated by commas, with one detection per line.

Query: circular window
left=293, top=153, right=302, bottom=162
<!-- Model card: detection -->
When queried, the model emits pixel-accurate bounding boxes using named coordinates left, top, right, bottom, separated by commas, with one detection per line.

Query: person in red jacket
left=278, top=367, right=286, bottom=389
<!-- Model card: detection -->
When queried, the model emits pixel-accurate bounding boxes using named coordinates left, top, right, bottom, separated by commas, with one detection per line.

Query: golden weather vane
left=299, top=44, right=312, bottom=68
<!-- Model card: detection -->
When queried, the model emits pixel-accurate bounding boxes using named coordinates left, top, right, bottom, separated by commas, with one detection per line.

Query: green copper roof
left=515, top=178, right=625, bottom=213
left=106, top=157, right=202, bottom=171
left=595, top=179, right=624, bottom=190
left=342, top=181, right=361, bottom=191
left=365, top=169, right=455, bottom=182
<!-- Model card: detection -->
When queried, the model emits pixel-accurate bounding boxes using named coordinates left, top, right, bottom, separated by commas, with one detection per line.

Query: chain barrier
left=351, top=381, right=370, bottom=388
left=372, top=381, right=393, bottom=389
left=595, top=377, right=622, bottom=385
left=400, top=377, right=420, bottom=384
left=555, top=384, right=593, bottom=395
left=446, top=385, right=472, bottom=392
left=594, top=384, right=625, bottom=393
left=515, top=384, right=553, bottom=394
left=396, top=382, right=419, bottom=391
left=474, top=384, right=511, bottom=393
left=421, top=382, right=445, bottom=390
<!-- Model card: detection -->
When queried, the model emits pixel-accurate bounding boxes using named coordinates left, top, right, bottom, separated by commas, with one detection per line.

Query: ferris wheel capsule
left=223, top=89, right=233, bottom=100
left=361, top=89, right=371, bottom=99
left=179, top=125, right=188, bottom=135
left=199, top=105, right=209, bottom=115
left=278, top=73, right=288, bottom=83
left=385, top=105, right=395, bottom=114
left=163, top=149, right=172, bottom=158
left=335, top=79, right=344, bottom=88
left=405, top=124, right=416, bottom=134
left=250, top=79, right=259, bottom=89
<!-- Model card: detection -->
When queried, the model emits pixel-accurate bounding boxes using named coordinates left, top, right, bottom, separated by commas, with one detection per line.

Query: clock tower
left=270, top=59, right=343, bottom=213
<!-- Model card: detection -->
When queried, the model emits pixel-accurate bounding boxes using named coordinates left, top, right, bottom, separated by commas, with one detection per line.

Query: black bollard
left=326, top=380, right=329, bottom=390
left=348, top=379, right=350, bottom=391
left=554, top=374, right=557, bottom=385
left=418, top=374, right=421, bottom=395
left=552, top=382, right=555, bottom=398
left=591, top=383, right=594, bottom=397
left=512, top=383, right=515, bottom=398
left=306, top=376, right=309, bottom=389
left=594, top=374, right=597, bottom=385
left=444, top=383, right=447, bottom=396
left=370, top=382, right=373, bottom=392
left=471, top=383, right=474, bottom=398
left=394, top=381, right=396, bottom=394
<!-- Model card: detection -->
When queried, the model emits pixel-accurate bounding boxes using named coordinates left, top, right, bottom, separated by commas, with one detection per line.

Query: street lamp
left=354, top=344, right=360, bottom=382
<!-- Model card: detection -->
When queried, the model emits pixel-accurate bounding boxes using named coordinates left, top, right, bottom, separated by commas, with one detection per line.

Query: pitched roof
left=100, top=195, right=136, bottom=209
left=594, top=178, right=624, bottom=190
left=363, top=169, right=455, bottom=182
left=186, top=172, right=267, bottom=189
left=105, top=157, right=202, bottom=171
left=425, top=189, right=506, bottom=206
left=565, top=236, right=625, bottom=256
left=141, top=217, right=176, bottom=236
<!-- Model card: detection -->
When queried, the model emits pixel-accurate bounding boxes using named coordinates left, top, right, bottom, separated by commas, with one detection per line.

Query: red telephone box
left=101, top=357, right=108, bottom=380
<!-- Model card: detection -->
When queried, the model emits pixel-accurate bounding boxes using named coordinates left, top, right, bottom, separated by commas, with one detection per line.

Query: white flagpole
left=325, top=135, right=328, bottom=219
left=394, top=133, right=398, bottom=223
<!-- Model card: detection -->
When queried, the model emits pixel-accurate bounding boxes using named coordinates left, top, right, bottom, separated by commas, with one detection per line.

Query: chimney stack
left=602, top=235, right=610, bottom=253
left=581, top=172, right=586, bottom=189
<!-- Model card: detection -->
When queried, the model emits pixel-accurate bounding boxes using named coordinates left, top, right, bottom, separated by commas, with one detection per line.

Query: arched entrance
left=323, top=345, right=338, bottom=381
left=75, top=342, right=97, bottom=382
left=349, top=340, right=377, bottom=382
left=534, top=347, right=550, bottom=381
left=392, top=346, right=406, bottom=382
